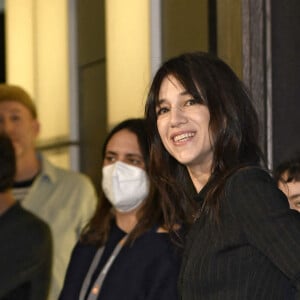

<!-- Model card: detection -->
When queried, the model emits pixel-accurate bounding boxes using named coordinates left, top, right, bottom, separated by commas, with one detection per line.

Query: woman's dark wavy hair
left=0, top=133, right=16, bottom=192
left=145, top=51, right=265, bottom=226
left=81, top=118, right=164, bottom=246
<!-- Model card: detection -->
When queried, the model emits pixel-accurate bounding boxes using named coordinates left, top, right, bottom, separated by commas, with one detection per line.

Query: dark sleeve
left=59, top=243, right=97, bottom=300
left=0, top=217, right=52, bottom=300
left=27, top=222, right=52, bottom=300
left=227, top=168, right=300, bottom=293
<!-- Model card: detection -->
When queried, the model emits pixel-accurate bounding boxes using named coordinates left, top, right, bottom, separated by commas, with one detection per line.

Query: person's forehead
left=0, top=100, right=32, bottom=114
left=279, top=180, right=300, bottom=196
left=107, top=130, right=141, bottom=152
left=287, top=180, right=300, bottom=192
left=280, top=170, right=290, bottom=181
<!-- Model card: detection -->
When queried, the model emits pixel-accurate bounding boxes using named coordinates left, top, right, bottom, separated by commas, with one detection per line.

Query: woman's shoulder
left=123, top=229, right=182, bottom=273
left=224, top=165, right=284, bottom=213
left=134, top=225, right=184, bottom=256
left=227, top=165, right=273, bottom=188
left=70, top=241, right=99, bottom=264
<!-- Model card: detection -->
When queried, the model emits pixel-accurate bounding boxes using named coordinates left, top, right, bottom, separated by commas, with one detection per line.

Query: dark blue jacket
left=59, top=223, right=182, bottom=300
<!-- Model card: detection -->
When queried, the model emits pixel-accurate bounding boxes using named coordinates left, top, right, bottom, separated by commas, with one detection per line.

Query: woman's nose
left=170, top=106, right=188, bottom=128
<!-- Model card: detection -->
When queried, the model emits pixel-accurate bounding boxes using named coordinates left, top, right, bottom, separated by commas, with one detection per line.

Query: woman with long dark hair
left=145, top=51, right=300, bottom=299
left=59, top=118, right=182, bottom=300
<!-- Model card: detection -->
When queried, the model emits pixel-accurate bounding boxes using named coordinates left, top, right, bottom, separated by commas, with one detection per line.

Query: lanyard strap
left=79, top=235, right=128, bottom=300
left=79, top=247, right=104, bottom=300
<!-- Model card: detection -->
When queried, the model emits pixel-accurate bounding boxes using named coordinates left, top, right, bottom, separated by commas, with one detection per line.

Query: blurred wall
left=271, top=0, right=300, bottom=167
left=77, top=0, right=107, bottom=192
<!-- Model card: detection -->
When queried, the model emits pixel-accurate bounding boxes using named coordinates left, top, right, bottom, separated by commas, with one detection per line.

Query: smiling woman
left=145, top=51, right=300, bottom=300
left=156, top=75, right=213, bottom=192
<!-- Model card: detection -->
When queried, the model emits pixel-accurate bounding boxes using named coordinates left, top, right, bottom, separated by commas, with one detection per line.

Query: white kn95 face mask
left=102, top=161, right=149, bottom=212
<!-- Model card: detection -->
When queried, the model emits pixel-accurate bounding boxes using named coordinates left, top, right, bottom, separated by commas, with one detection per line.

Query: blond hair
left=0, top=84, right=37, bottom=118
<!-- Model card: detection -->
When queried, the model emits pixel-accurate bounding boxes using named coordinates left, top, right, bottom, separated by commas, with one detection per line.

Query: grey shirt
left=15, top=154, right=98, bottom=300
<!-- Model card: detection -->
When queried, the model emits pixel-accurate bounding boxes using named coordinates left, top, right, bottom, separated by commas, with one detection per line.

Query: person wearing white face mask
left=59, top=118, right=185, bottom=300
left=102, top=161, right=149, bottom=213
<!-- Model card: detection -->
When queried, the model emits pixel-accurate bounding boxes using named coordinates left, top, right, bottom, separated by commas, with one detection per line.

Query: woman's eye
left=129, top=159, right=141, bottom=165
left=156, top=106, right=169, bottom=116
left=104, top=156, right=115, bottom=163
left=185, top=99, right=197, bottom=106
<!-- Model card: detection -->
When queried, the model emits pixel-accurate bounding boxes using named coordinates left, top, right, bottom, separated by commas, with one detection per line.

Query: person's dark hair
left=145, top=51, right=265, bottom=226
left=81, top=118, right=163, bottom=246
left=0, top=133, right=16, bottom=192
left=274, top=153, right=300, bottom=184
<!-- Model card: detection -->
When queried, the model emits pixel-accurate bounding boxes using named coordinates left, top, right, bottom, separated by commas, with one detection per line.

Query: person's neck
left=15, top=151, right=40, bottom=182
left=115, top=209, right=138, bottom=233
left=0, top=191, right=16, bottom=215
left=187, top=165, right=212, bottom=193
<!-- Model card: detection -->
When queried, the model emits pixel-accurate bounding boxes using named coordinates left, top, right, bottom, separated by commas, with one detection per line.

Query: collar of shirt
left=36, top=152, right=59, bottom=184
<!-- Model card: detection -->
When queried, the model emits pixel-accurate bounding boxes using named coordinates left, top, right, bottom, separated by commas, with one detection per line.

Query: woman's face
left=156, top=75, right=214, bottom=173
left=103, top=129, right=145, bottom=170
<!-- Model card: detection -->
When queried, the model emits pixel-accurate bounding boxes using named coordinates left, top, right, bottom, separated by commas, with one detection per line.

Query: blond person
left=0, top=133, right=52, bottom=300
left=0, top=84, right=97, bottom=300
